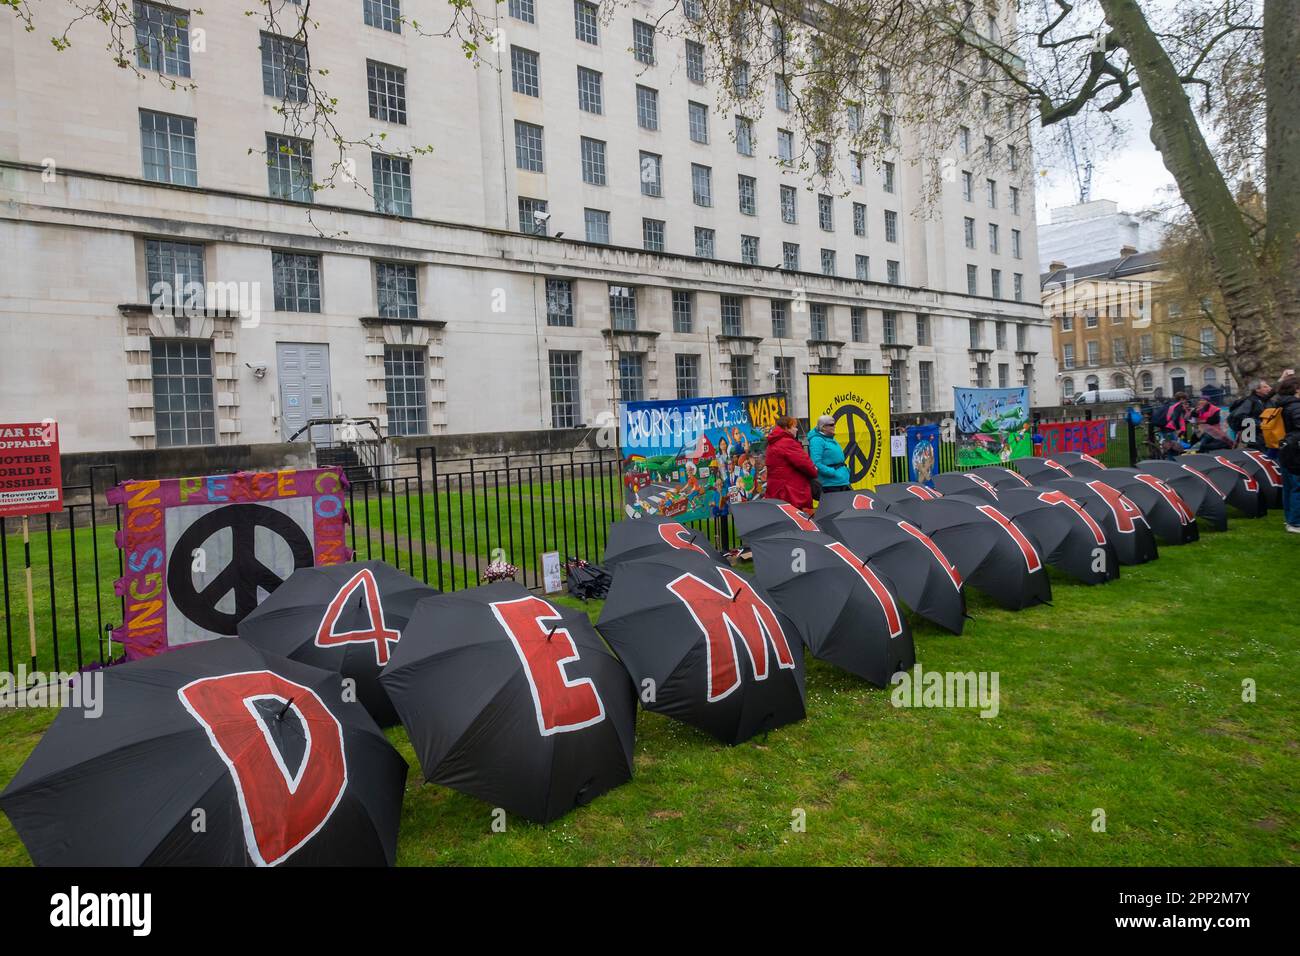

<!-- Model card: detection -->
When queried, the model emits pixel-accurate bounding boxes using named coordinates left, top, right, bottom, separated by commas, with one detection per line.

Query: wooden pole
left=23, top=515, right=36, bottom=672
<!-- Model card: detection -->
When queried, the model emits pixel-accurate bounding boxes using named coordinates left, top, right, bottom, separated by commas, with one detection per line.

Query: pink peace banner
left=108, top=468, right=351, bottom=659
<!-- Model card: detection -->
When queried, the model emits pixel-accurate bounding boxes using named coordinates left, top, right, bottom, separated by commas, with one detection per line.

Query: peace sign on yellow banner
left=806, top=373, right=893, bottom=490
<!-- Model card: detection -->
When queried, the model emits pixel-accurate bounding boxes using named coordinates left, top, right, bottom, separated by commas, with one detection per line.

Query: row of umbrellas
left=0, top=449, right=1279, bottom=865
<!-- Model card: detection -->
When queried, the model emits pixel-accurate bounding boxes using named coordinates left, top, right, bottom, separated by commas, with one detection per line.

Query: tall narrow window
left=151, top=339, right=214, bottom=447
left=549, top=351, right=581, bottom=428
left=375, top=261, right=418, bottom=318
left=367, top=60, right=407, bottom=124
left=134, top=1, right=191, bottom=77
left=266, top=134, right=312, bottom=202
left=371, top=153, right=412, bottom=215
left=384, top=346, right=428, bottom=436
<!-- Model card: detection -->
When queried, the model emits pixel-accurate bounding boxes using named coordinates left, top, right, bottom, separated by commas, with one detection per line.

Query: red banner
left=0, top=421, right=63, bottom=518
left=1038, top=420, right=1108, bottom=457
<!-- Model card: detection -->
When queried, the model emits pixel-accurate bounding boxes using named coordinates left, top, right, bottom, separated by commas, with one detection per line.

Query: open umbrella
left=1180, top=453, right=1268, bottom=517
left=0, top=639, right=406, bottom=866
left=1132, top=461, right=1229, bottom=531
left=870, top=481, right=946, bottom=507
left=1213, top=449, right=1283, bottom=508
left=1013, top=457, right=1081, bottom=484
left=986, top=487, right=1121, bottom=585
left=930, top=471, right=1003, bottom=502
left=817, top=510, right=967, bottom=633
left=813, top=489, right=880, bottom=520
left=888, top=495, right=1051, bottom=611
left=380, top=582, right=635, bottom=823
left=597, top=550, right=805, bottom=745
left=749, top=531, right=914, bottom=686
left=237, top=560, right=438, bottom=727
left=1045, top=451, right=1110, bottom=473
left=602, top=516, right=724, bottom=569
left=729, top=499, right=821, bottom=542
left=1092, top=469, right=1200, bottom=545
left=1040, top=477, right=1158, bottom=566
left=968, top=466, right=1034, bottom=490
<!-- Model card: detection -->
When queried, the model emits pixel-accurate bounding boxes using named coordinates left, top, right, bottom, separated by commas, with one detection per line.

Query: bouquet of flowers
left=482, top=558, right=519, bottom=583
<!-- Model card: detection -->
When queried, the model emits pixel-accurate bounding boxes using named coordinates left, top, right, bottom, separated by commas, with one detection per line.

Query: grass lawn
left=1, top=511, right=1296, bottom=866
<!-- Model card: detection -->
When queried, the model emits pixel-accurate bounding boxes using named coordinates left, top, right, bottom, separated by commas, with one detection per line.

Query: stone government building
left=0, top=0, right=1053, bottom=456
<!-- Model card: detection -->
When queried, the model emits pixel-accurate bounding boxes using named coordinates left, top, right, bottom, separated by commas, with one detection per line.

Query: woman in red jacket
left=763, top=416, right=819, bottom=511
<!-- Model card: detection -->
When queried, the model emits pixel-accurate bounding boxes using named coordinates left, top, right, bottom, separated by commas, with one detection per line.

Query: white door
left=277, top=342, right=332, bottom=442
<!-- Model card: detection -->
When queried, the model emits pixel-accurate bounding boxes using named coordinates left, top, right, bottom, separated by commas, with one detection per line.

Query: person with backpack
left=1266, top=377, right=1300, bottom=532
left=1228, top=379, right=1273, bottom=449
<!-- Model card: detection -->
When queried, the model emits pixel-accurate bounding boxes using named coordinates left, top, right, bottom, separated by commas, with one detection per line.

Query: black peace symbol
left=168, top=503, right=315, bottom=635
left=833, top=404, right=878, bottom=483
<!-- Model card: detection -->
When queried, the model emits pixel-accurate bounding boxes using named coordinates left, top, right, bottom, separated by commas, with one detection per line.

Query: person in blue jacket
left=809, top=415, right=852, bottom=494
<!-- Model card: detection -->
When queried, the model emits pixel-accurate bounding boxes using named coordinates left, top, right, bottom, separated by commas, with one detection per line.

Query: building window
left=919, top=361, right=933, bottom=411
left=814, top=140, right=831, bottom=176
left=367, top=60, right=407, bottom=124
left=372, top=153, right=412, bottom=215
left=584, top=208, right=610, bottom=243
left=733, top=60, right=750, bottom=97
left=145, top=239, right=205, bottom=310
left=672, top=291, right=693, bottom=332
left=1061, top=376, right=1075, bottom=397
left=810, top=303, right=828, bottom=340
left=969, top=318, right=983, bottom=349
left=695, top=227, right=716, bottom=258
left=963, top=217, right=976, bottom=250
left=619, top=353, right=645, bottom=403
left=514, top=121, right=545, bottom=171
left=636, top=85, right=659, bottom=129
left=882, top=161, right=895, bottom=193
left=519, top=196, right=548, bottom=236
left=1112, top=339, right=1127, bottom=362
left=545, top=278, right=573, bottom=326
left=676, top=354, right=700, bottom=399
left=771, top=300, right=788, bottom=338
left=375, top=261, right=418, bottom=318
left=140, top=110, right=197, bottom=186
left=1139, top=371, right=1153, bottom=393
left=1200, top=327, right=1215, bottom=356
left=738, top=174, right=757, bottom=215
left=549, top=351, right=581, bottom=427
left=720, top=295, right=744, bottom=336
left=640, top=151, right=663, bottom=197
left=633, top=19, right=655, bottom=64
left=856, top=255, right=869, bottom=280
left=959, top=126, right=970, bottom=155
left=1086, top=312, right=1099, bottom=329
left=740, top=235, right=760, bottom=265
left=1140, top=333, right=1153, bottom=361
left=819, top=249, right=836, bottom=276
left=988, top=222, right=999, bottom=254
left=776, top=75, right=790, bottom=111
left=577, top=66, right=603, bottom=114
left=780, top=185, right=797, bottom=224
left=688, top=101, right=709, bottom=143
left=686, top=39, right=705, bottom=83
left=852, top=202, right=867, bottom=238
left=1010, top=186, right=1021, bottom=215
left=151, top=339, right=215, bottom=447
left=991, top=269, right=1002, bottom=299
left=777, top=129, right=794, bottom=163
left=1087, top=340, right=1101, bottom=365
left=775, top=356, right=794, bottom=395
left=384, top=346, right=427, bottom=436
left=879, top=310, right=896, bottom=345
left=986, top=178, right=997, bottom=208
left=889, top=361, right=905, bottom=411
left=642, top=218, right=665, bottom=252
left=782, top=242, right=799, bottom=271
left=581, top=137, right=607, bottom=185
left=511, top=46, right=540, bottom=96
left=574, top=0, right=599, bottom=44
left=884, top=209, right=898, bottom=243
left=508, top=0, right=535, bottom=23
left=854, top=359, right=872, bottom=376
left=691, top=164, right=713, bottom=206
left=363, top=0, right=402, bottom=33
left=265, top=134, right=313, bottom=202
left=967, top=264, right=978, bottom=295
left=998, top=363, right=1010, bottom=388
left=1062, top=343, right=1075, bottom=369
left=851, top=307, right=865, bottom=343
left=134, top=1, right=191, bottom=77
left=917, top=314, right=931, bottom=345
left=260, top=32, right=308, bottom=102
left=1016, top=323, right=1027, bottom=350
left=887, top=260, right=901, bottom=285
left=818, top=194, right=834, bottom=231
left=1013, top=273, right=1024, bottom=301
left=609, top=285, right=637, bottom=330
left=1061, top=314, right=1074, bottom=331
left=735, top=116, right=755, bottom=156
left=975, top=362, right=990, bottom=388
left=962, top=171, right=973, bottom=201
left=995, top=321, right=1007, bottom=350
left=1170, top=333, right=1185, bottom=358
left=729, top=355, right=752, bottom=396
left=1011, top=229, right=1022, bottom=259
left=272, top=252, right=321, bottom=312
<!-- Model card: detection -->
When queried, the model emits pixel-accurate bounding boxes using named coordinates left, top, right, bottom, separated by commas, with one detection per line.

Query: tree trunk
left=1263, top=0, right=1300, bottom=363
left=1097, top=0, right=1280, bottom=383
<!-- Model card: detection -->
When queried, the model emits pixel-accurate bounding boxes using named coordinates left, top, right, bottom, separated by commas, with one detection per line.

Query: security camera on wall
left=246, top=363, right=268, bottom=379
left=532, top=210, right=551, bottom=223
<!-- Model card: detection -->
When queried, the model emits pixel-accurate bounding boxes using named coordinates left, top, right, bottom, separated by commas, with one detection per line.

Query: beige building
left=1042, top=249, right=1232, bottom=403
left=0, top=0, right=1052, bottom=454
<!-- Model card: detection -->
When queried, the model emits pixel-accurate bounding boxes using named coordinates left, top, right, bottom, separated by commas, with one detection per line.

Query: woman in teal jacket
left=809, top=415, right=851, bottom=493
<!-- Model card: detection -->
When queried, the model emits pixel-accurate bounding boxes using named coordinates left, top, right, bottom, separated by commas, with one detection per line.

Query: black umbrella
left=1044, top=451, right=1110, bottom=473
left=565, top=558, right=612, bottom=600
left=730, top=499, right=821, bottom=543
left=1013, top=457, right=1082, bottom=484
left=596, top=550, right=805, bottom=745
left=380, top=582, right=635, bottom=823
left=930, top=471, right=1003, bottom=502
left=968, top=466, right=1035, bottom=490
left=237, top=560, right=438, bottom=727
left=987, top=487, right=1121, bottom=585
left=749, top=531, right=914, bottom=686
left=813, top=488, right=880, bottom=521
left=870, top=481, right=946, bottom=507
left=0, top=640, right=406, bottom=866
left=1041, top=477, right=1159, bottom=566
left=603, top=516, right=724, bottom=569
left=1092, top=469, right=1200, bottom=545
left=1132, top=460, right=1229, bottom=531
left=1181, top=453, right=1268, bottom=517
left=1213, top=449, right=1283, bottom=508
left=888, top=495, right=1052, bottom=611
left=817, top=510, right=967, bottom=633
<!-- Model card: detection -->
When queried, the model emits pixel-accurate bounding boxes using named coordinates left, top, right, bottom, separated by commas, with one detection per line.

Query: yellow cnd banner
left=806, top=373, right=892, bottom=490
